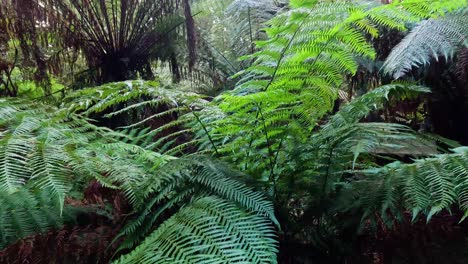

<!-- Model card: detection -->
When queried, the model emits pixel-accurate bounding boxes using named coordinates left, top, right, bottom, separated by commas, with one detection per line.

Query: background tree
left=0, top=0, right=199, bottom=91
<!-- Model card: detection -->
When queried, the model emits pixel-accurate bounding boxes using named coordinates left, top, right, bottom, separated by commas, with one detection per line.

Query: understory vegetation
left=1, top=0, right=468, bottom=263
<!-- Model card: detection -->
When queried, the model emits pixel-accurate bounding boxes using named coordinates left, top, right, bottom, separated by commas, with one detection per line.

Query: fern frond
left=321, top=83, right=430, bottom=133
left=113, top=196, right=277, bottom=264
left=179, top=0, right=464, bottom=179
left=345, top=147, right=468, bottom=223
left=0, top=99, right=121, bottom=209
left=114, top=156, right=278, bottom=251
left=63, top=81, right=207, bottom=116
left=383, top=8, right=468, bottom=78
left=0, top=188, right=78, bottom=248
left=294, top=84, right=438, bottom=198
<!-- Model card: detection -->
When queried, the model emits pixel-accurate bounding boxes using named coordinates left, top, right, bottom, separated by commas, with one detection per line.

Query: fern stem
left=262, top=11, right=313, bottom=92
left=243, top=11, right=314, bottom=165
left=187, top=106, right=219, bottom=155
left=256, top=103, right=277, bottom=197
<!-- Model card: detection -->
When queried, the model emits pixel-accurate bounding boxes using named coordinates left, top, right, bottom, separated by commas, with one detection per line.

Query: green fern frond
left=322, top=83, right=430, bottom=133
left=295, top=84, right=438, bottom=197
left=63, top=81, right=208, bottom=117
left=179, top=0, right=463, bottom=179
left=344, top=147, right=468, bottom=224
left=383, top=8, right=468, bottom=78
left=113, top=196, right=277, bottom=264
left=2, top=90, right=281, bottom=262
left=0, top=188, right=78, bottom=248
left=113, top=156, right=278, bottom=251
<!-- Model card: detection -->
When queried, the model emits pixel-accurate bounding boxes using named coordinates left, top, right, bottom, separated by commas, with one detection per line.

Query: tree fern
left=2, top=0, right=467, bottom=260
left=194, top=0, right=284, bottom=73
left=63, top=1, right=467, bottom=176
left=0, top=98, right=281, bottom=261
left=188, top=0, right=467, bottom=181
left=113, top=156, right=278, bottom=251
left=383, top=8, right=468, bottom=78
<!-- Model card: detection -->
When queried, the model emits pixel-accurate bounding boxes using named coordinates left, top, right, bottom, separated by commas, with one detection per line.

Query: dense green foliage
left=1, top=0, right=468, bottom=263
left=383, top=8, right=468, bottom=78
